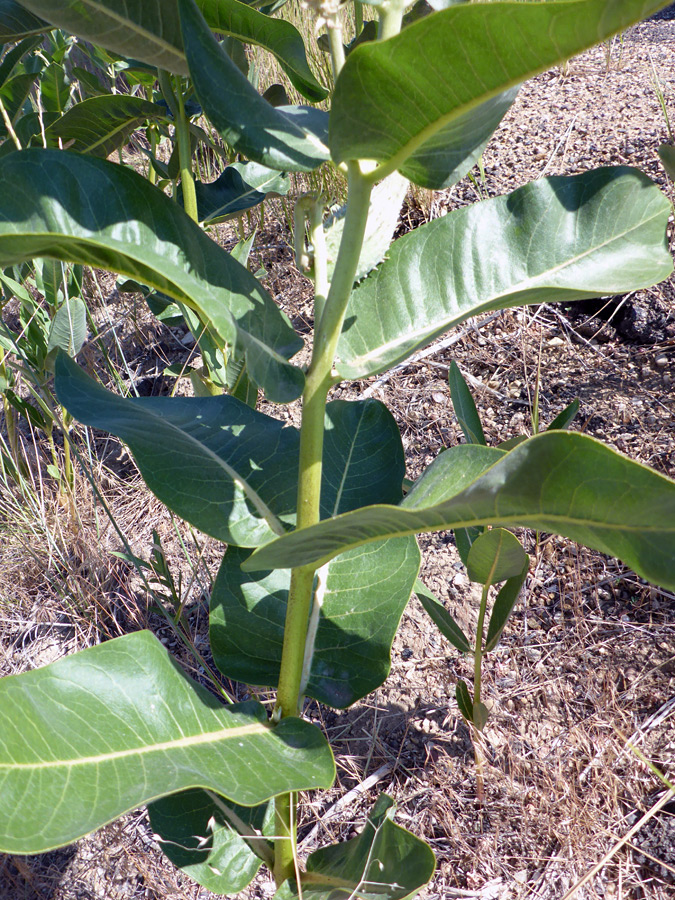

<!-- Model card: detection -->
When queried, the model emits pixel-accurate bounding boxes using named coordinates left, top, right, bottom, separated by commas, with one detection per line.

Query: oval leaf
left=0, top=630, right=335, bottom=854
left=244, top=431, right=675, bottom=595
left=0, top=150, right=303, bottom=402
left=466, top=528, right=528, bottom=586
left=46, top=296, right=87, bottom=357
left=337, top=169, right=673, bottom=379
left=415, top=578, right=470, bottom=654
left=330, top=0, right=671, bottom=187
left=193, top=162, right=290, bottom=225
left=0, top=0, right=47, bottom=40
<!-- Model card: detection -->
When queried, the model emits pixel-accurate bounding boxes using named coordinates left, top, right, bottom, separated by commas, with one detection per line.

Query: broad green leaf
left=211, top=537, right=419, bottom=709
left=276, top=795, right=435, bottom=900
left=148, top=791, right=272, bottom=893
left=244, top=431, right=675, bottom=594
left=179, top=0, right=329, bottom=172
left=0, top=630, right=335, bottom=854
left=46, top=296, right=87, bottom=357
left=45, top=95, right=168, bottom=158
left=0, top=0, right=46, bottom=40
left=455, top=679, right=473, bottom=724
left=39, top=61, right=71, bottom=115
left=547, top=398, right=579, bottom=432
left=194, top=162, right=290, bottom=225
left=55, top=353, right=300, bottom=547
left=325, top=172, right=408, bottom=283
left=415, top=578, right=470, bottom=654
left=17, top=0, right=188, bottom=73
left=337, top=169, right=672, bottom=379
left=0, top=71, right=38, bottom=137
left=0, top=35, right=42, bottom=88
left=484, top=562, right=529, bottom=653
left=197, top=0, right=327, bottom=101
left=466, top=528, right=528, bottom=586
left=448, top=361, right=485, bottom=446
left=0, top=150, right=303, bottom=402
left=330, top=0, right=672, bottom=187
left=658, top=143, right=675, bottom=180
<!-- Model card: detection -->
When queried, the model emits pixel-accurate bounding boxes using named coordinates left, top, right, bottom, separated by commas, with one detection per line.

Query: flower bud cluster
left=300, top=0, right=342, bottom=31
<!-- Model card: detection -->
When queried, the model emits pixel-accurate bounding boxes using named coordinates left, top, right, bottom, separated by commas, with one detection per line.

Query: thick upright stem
left=378, top=0, right=406, bottom=40
left=272, top=162, right=373, bottom=884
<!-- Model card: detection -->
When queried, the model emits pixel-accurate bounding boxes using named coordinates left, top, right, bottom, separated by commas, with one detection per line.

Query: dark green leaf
left=330, top=0, right=671, bottom=187
left=193, top=162, right=290, bottom=225
left=415, top=578, right=470, bottom=654
left=658, top=143, right=675, bottom=180
left=45, top=95, right=168, bottom=158
left=276, top=795, right=435, bottom=900
left=484, top=562, right=529, bottom=653
left=0, top=35, right=42, bottom=88
left=244, top=431, right=675, bottom=594
left=0, top=630, right=335, bottom=854
left=0, top=150, right=303, bottom=402
left=0, top=71, right=38, bottom=136
left=197, top=0, right=327, bottom=101
left=455, top=680, right=473, bottom=724
left=454, top=525, right=482, bottom=568
left=148, top=791, right=272, bottom=893
left=472, top=701, right=489, bottom=732
left=337, top=170, right=672, bottom=379
left=466, top=528, right=528, bottom=586
left=547, top=398, right=579, bottom=431
left=179, top=0, right=329, bottom=172
left=0, top=0, right=46, bottom=40
left=39, top=61, right=70, bottom=114
left=448, top=361, right=485, bottom=446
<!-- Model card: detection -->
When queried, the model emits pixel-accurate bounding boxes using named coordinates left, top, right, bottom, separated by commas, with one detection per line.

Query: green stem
left=158, top=71, right=198, bottom=221
left=272, top=162, right=373, bottom=884
left=474, top=584, right=489, bottom=706
left=328, top=24, right=345, bottom=79
left=354, top=0, right=364, bottom=36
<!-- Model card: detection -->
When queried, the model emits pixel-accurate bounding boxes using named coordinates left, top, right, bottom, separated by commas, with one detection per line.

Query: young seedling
left=0, top=1, right=675, bottom=897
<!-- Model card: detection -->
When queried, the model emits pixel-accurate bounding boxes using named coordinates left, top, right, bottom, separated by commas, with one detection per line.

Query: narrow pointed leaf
left=415, top=578, right=470, bottom=654
left=0, top=630, right=335, bottom=854
left=194, top=162, right=290, bottom=225
left=0, top=71, right=38, bottom=137
left=455, top=680, right=473, bottom=724
left=179, top=0, right=329, bottom=172
left=0, top=150, right=303, bottom=402
left=466, top=528, right=528, bottom=586
left=148, top=791, right=272, bottom=893
left=455, top=525, right=482, bottom=568
left=473, top=701, right=489, bottom=732
left=484, top=562, right=529, bottom=653
left=244, top=432, right=675, bottom=594
left=330, top=0, right=671, bottom=187
left=337, top=169, right=672, bottom=379
left=448, top=361, right=485, bottom=446
left=276, top=794, right=435, bottom=900
left=547, top=399, right=579, bottom=432
left=0, top=0, right=46, bottom=40
left=197, top=0, right=327, bottom=101
left=0, top=35, right=42, bottom=88
left=17, top=0, right=188, bottom=73
left=45, top=95, right=168, bottom=158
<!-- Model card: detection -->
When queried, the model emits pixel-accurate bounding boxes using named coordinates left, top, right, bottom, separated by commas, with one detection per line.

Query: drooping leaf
left=330, top=0, right=672, bottom=187
left=0, top=35, right=42, bottom=88
left=193, top=162, right=290, bottom=225
left=244, top=431, right=675, bottom=594
left=0, top=71, right=38, bottom=138
left=484, top=562, right=529, bottom=653
left=466, top=528, right=528, bottom=587
left=148, top=791, right=273, bottom=894
left=275, top=795, right=435, bottom=900
left=0, top=0, right=46, bottom=40
left=17, top=0, right=188, bottom=73
left=337, top=169, right=672, bottom=379
left=658, top=143, right=675, bottom=180
left=448, top=360, right=486, bottom=446
left=197, top=0, right=327, bottom=101
left=179, top=0, right=330, bottom=172
left=454, top=525, right=482, bottom=568
left=0, top=630, right=335, bottom=855
left=472, top=700, right=489, bottom=732
left=45, top=95, right=168, bottom=158
left=0, top=150, right=303, bottom=402
left=415, top=578, right=470, bottom=654
left=46, top=296, right=87, bottom=357
left=324, top=172, right=408, bottom=283
left=455, top=679, right=473, bottom=723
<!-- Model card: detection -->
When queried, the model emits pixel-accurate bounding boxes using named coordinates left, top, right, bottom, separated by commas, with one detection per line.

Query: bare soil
left=2, top=15, right=675, bottom=900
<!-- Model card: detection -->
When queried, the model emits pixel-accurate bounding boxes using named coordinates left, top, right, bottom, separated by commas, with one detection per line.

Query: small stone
left=654, top=355, right=668, bottom=368
left=548, top=336, right=565, bottom=347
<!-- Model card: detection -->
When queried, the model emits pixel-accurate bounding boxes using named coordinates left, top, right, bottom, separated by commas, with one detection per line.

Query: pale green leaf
left=415, top=578, right=470, bottom=654
left=337, top=169, right=672, bottom=379
left=46, top=296, right=87, bottom=357
left=466, top=528, right=528, bottom=586
left=0, top=631, right=335, bottom=854
left=244, top=432, right=675, bottom=594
